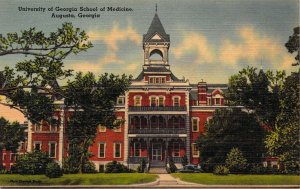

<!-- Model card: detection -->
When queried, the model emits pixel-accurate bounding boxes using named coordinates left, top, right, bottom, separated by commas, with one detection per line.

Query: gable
left=151, top=33, right=162, bottom=40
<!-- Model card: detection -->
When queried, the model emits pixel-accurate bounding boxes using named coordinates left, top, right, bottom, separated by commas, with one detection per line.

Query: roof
left=144, top=66, right=170, bottom=73
left=143, top=13, right=170, bottom=42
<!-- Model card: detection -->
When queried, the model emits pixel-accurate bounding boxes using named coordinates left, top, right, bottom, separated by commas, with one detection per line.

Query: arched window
left=149, top=49, right=163, bottom=61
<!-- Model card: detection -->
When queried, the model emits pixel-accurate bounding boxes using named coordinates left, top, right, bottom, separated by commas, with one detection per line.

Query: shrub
left=15, top=151, right=52, bottom=175
left=83, top=161, right=97, bottom=173
left=249, top=164, right=280, bottom=174
left=105, top=161, right=130, bottom=173
left=45, top=162, right=63, bottom=178
left=137, top=159, right=147, bottom=173
left=225, top=147, right=248, bottom=173
left=167, top=156, right=177, bottom=173
left=213, top=165, right=229, bottom=175
left=62, top=157, right=79, bottom=174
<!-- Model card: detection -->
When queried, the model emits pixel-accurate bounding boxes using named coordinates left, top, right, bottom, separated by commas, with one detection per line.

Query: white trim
left=191, top=117, right=199, bottom=132
left=172, top=96, right=181, bottom=106
left=98, top=124, right=106, bottom=132
left=206, top=116, right=213, bottom=122
left=133, top=95, right=142, bottom=106
left=133, top=142, right=141, bottom=157
left=33, top=141, right=42, bottom=151
left=113, top=142, right=122, bottom=158
left=48, top=141, right=57, bottom=158
left=98, top=142, right=106, bottom=158
left=191, top=143, right=199, bottom=157
left=2, top=153, right=6, bottom=161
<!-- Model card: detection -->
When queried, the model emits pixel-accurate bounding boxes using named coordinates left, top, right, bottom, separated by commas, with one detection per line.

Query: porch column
left=58, top=106, right=65, bottom=167
left=27, top=120, right=32, bottom=152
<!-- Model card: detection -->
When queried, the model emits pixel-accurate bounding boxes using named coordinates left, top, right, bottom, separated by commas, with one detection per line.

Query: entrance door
left=152, top=143, right=162, bottom=160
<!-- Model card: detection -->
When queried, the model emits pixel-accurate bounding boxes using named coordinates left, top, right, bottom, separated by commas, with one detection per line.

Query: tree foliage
left=15, top=151, right=52, bottom=175
left=225, top=147, right=248, bottom=173
left=0, top=117, right=25, bottom=152
left=0, top=23, right=92, bottom=124
left=285, top=26, right=299, bottom=66
left=45, top=162, right=63, bottom=178
left=226, top=67, right=285, bottom=129
left=265, top=71, right=300, bottom=173
left=197, top=108, right=265, bottom=172
left=64, top=72, right=131, bottom=173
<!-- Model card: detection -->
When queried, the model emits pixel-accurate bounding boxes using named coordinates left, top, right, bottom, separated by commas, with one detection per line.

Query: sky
left=0, top=0, right=299, bottom=122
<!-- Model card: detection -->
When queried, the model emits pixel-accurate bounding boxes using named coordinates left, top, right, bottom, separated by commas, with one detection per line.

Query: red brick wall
left=128, top=92, right=186, bottom=106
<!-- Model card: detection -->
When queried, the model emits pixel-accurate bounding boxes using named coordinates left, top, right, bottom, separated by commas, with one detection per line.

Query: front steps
left=149, top=160, right=167, bottom=174
left=149, top=167, right=168, bottom=174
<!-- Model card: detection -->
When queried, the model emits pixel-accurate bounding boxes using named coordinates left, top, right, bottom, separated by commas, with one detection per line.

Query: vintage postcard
left=0, top=0, right=299, bottom=187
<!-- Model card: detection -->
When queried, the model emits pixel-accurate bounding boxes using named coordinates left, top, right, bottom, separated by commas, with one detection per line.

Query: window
left=49, top=142, right=56, bottom=158
left=134, top=96, right=141, bottom=106
left=114, top=143, right=121, bottom=158
left=155, top=78, right=160, bottom=83
left=192, top=143, right=199, bottom=157
left=150, top=97, right=156, bottom=107
left=173, top=143, right=180, bottom=157
left=207, top=98, right=211, bottom=105
left=149, top=77, right=154, bottom=84
left=206, top=116, right=213, bottom=123
left=34, top=142, right=41, bottom=151
left=192, top=118, right=199, bottom=132
left=162, top=77, right=166, bottom=83
left=2, top=153, right=6, bottom=161
left=215, top=98, right=221, bottom=105
left=117, top=97, right=124, bottom=105
left=99, top=142, right=106, bottom=158
left=98, top=125, right=106, bottom=132
left=99, top=164, right=105, bottom=173
left=50, top=125, right=57, bottom=132
left=158, top=96, right=164, bottom=107
left=134, top=142, right=141, bottom=157
left=10, top=153, right=16, bottom=161
left=35, top=124, right=42, bottom=132
left=173, top=117, right=179, bottom=129
left=173, top=97, right=180, bottom=106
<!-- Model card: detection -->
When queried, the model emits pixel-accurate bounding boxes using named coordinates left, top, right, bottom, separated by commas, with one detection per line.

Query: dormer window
left=148, top=76, right=166, bottom=84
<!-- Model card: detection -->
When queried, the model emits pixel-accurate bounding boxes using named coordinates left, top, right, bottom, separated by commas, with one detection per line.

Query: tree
left=0, top=117, right=25, bottom=152
left=197, top=108, right=265, bottom=172
left=226, top=67, right=285, bottom=129
left=225, top=147, right=248, bottom=173
left=15, top=150, right=52, bottom=175
left=64, top=72, right=131, bottom=173
left=265, top=71, right=300, bottom=173
left=0, top=23, right=92, bottom=124
left=285, top=26, right=299, bottom=66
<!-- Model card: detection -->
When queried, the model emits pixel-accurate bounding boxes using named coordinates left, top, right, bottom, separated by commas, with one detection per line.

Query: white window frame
left=114, top=143, right=122, bottom=158
left=206, top=116, right=213, bottom=123
left=50, top=125, right=57, bottom=132
left=158, top=96, right=165, bottom=107
left=116, top=97, right=124, bottom=105
left=191, top=117, right=199, bottom=132
left=172, top=96, right=181, bottom=106
left=98, top=124, right=106, bottom=132
left=192, top=143, right=199, bottom=157
left=10, top=153, right=15, bottom=161
left=35, top=124, right=42, bottom=132
left=134, top=142, right=141, bottom=157
left=48, top=142, right=57, bottom=158
left=34, top=141, right=42, bottom=151
left=98, top=142, right=106, bottom=158
left=207, top=97, right=212, bottom=105
left=134, top=95, right=142, bottom=106
left=149, top=96, right=157, bottom=106
left=2, top=153, right=6, bottom=161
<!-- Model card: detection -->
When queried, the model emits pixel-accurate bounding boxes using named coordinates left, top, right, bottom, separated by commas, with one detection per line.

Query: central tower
left=143, top=11, right=170, bottom=68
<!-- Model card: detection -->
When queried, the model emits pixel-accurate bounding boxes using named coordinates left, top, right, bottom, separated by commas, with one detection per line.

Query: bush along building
left=2, top=12, right=229, bottom=172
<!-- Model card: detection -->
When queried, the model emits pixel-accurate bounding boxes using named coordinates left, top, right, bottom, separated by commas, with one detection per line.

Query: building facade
left=2, top=12, right=228, bottom=171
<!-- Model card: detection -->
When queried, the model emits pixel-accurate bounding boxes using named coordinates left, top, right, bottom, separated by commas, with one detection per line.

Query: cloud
left=125, top=63, right=140, bottom=72
left=88, top=22, right=141, bottom=52
left=173, top=32, right=215, bottom=64
left=219, top=26, right=294, bottom=69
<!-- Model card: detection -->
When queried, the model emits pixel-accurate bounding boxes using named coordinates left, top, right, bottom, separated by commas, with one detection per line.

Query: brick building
left=2, top=12, right=228, bottom=171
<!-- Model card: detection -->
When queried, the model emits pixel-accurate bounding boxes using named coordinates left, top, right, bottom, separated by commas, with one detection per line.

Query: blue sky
left=0, top=0, right=299, bottom=121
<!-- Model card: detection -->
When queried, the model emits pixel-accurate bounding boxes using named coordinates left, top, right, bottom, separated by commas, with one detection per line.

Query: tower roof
left=143, top=13, right=170, bottom=42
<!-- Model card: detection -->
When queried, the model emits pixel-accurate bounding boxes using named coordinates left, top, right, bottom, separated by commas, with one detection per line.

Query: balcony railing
left=128, top=128, right=186, bottom=134
left=129, top=106, right=186, bottom=111
left=167, top=156, right=184, bottom=163
left=129, top=157, right=149, bottom=163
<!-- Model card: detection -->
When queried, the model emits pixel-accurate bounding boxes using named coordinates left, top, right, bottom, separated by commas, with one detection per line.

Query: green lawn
left=172, top=173, right=300, bottom=185
left=0, top=173, right=158, bottom=186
